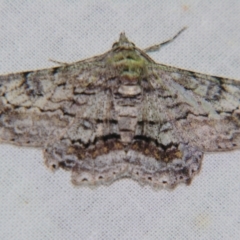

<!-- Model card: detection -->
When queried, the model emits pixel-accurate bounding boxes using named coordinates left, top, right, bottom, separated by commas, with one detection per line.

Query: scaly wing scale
left=0, top=32, right=239, bottom=189
left=149, top=65, right=240, bottom=151
left=0, top=59, right=107, bottom=147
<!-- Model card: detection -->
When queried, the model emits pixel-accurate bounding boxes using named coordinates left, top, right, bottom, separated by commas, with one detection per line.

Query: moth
left=0, top=29, right=240, bottom=189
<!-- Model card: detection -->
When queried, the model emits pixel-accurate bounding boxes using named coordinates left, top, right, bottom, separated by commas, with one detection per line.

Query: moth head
left=112, top=32, right=136, bottom=50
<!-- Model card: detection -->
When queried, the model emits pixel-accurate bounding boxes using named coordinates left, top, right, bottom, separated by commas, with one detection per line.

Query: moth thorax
left=118, top=59, right=145, bottom=85
left=119, top=75, right=139, bottom=84
left=109, top=49, right=146, bottom=85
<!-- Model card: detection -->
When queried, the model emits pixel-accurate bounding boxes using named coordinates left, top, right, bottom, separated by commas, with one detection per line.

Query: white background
left=0, top=1, right=240, bottom=239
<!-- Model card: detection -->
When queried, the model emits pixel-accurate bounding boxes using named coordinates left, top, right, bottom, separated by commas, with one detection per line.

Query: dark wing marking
left=148, top=64, right=240, bottom=152
left=0, top=57, right=107, bottom=147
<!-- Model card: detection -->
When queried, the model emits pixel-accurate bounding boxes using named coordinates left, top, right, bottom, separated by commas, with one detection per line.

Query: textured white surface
left=0, top=1, right=240, bottom=239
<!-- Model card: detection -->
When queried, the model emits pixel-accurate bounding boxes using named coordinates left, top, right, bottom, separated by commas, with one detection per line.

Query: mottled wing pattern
left=0, top=57, right=107, bottom=147
left=148, top=65, right=240, bottom=151
left=1, top=32, right=239, bottom=189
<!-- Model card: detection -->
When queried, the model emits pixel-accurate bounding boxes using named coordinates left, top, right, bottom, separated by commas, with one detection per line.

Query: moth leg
left=48, top=58, right=69, bottom=66
left=143, top=27, right=187, bottom=53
